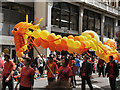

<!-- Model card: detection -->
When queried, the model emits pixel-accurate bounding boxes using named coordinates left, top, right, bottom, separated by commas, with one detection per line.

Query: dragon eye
left=29, top=28, right=34, bottom=32
left=14, top=28, right=17, bottom=31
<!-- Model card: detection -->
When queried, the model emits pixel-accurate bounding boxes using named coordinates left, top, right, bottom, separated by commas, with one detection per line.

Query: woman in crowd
left=45, top=57, right=58, bottom=85
left=15, top=57, right=35, bottom=90
left=68, top=55, right=77, bottom=88
left=58, top=57, right=73, bottom=85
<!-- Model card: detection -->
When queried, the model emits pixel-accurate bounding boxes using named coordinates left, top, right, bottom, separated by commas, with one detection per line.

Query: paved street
left=13, top=73, right=120, bottom=90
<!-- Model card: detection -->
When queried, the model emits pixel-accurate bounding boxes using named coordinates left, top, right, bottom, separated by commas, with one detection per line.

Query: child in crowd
left=34, top=67, right=40, bottom=79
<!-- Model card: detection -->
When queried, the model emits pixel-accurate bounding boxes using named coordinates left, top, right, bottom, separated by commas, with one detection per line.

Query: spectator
left=2, top=54, right=15, bottom=90
left=58, top=57, right=72, bottom=83
left=15, top=57, right=35, bottom=90
left=80, top=55, right=93, bottom=90
left=56, top=55, right=61, bottom=68
left=98, top=58, right=105, bottom=77
left=68, top=55, right=77, bottom=88
left=45, top=57, right=58, bottom=85
left=105, top=56, right=119, bottom=90
left=35, top=55, right=44, bottom=77
left=75, top=55, right=81, bottom=75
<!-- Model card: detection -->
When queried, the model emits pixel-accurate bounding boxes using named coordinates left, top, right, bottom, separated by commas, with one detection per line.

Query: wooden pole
left=34, top=46, right=55, bottom=77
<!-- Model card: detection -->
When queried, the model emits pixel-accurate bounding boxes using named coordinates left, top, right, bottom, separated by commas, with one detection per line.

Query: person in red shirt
left=49, top=54, right=58, bottom=63
left=58, top=57, right=72, bottom=82
left=2, top=54, right=15, bottom=90
left=15, top=57, right=35, bottom=90
left=45, top=57, right=58, bottom=85
left=98, top=58, right=105, bottom=77
left=68, top=56, right=77, bottom=88
left=105, top=56, right=119, bottom=90
left=80, top=55, right=93, bottom=90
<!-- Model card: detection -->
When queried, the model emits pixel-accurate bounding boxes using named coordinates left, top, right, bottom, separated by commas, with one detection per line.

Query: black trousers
left=38, top=66, right=43, bottom=75
left=71, top=76, right=76, bottom=87
left=48, top=78, right=55, bottom=85
left=81, top=76, right=93, bottom=90
left=99, top=66, right=104, bottom=77
left=20, top=85, right=31, bottom=90
left=109, top=77, right=116, bottom=90
left=1, top=76, right=13, bottom=90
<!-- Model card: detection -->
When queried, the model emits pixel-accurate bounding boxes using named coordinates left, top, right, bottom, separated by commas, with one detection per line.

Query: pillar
left=101, top=15, right=105, bottom=42
left=46, top=2, right=53, bottom=57
left=114, top=19, right=118, bottom=38
left=34, top=1, right=47, bottom=57
left=79, top=7, right=84, bottom=35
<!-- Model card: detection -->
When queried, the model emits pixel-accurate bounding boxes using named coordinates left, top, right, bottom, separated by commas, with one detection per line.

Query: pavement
left=12, top=73, right=120, bottom=90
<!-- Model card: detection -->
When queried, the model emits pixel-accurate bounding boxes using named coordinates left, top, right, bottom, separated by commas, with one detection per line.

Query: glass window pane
left=61, top=10, right=69, bottom=30
left=83, top=15, right=87, bottom=31
left=70, top=5, right=78, bottom=14
left=52, top=2, right=79, bottom=31
left=53, top=2, right=60, bottom=8
left=95, top=18, right=100, bottom=30
left=88, top=16, right=94, bottom=30
left=104, top=25, right=108, bottom=37
left=61, top=3, right=69, bottom=11
left=51, top=8, right=60, bottom=28
left=95, top=16, right=101, bottom=35
left=70, top=5, right=78, bottom=31
left=70, top=13, right=78, bottom=30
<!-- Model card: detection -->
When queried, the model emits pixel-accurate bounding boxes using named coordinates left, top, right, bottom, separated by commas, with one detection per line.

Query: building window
left=61, top=3, right=69, bottom=30
left=95, top=14, right=101, bottom=35
left=88, top=11, right=94, bottom=30
left=52, top=2, right=79, bottom=31
left=104, top=17, right=114, bottom=38
left=83, top=9, right=101, bottom=35
left=2, top=2, right=33, bottom=36
left=104, top=24, right=112, bottom=38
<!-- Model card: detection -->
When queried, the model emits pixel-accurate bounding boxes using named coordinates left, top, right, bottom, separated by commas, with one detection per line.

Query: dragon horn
left=30, top=21, right=33, bottom=24
left=26, top=14, right=28, bottom=23
left=37, top=18, right=43, bottom=25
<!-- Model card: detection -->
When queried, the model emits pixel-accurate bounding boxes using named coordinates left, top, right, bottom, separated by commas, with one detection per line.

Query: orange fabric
left=20, top=67, right=35, bottom=87
left=4, top=61, right=15, bottom=77
left=45, top=61, right=58, bottom=78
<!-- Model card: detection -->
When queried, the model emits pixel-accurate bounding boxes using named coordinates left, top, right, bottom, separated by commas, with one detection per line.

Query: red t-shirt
left=20, top=67, right=35, bottom=87
left=109, top=63, right=114, bottom=78
left=4, top=61, right=15, bottom=77
left=58, top=66, right=72, bottom=81
left=45, top=61, right=58, bottom=78
left=68, top=60, right=77, bottom=76
left=98, top=59, right=104, bottom=66
left=82, top=61, right=86, bottom=76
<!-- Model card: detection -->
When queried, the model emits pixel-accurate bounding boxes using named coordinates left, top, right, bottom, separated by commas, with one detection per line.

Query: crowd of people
left=0, top=52, right=120, bottom=90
